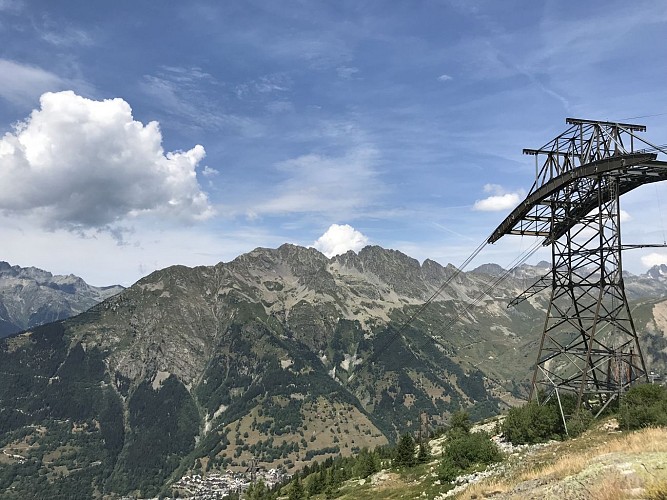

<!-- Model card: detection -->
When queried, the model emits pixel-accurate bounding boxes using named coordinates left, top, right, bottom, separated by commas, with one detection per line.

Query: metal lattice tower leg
left=530, top=176, right=647, bottom=414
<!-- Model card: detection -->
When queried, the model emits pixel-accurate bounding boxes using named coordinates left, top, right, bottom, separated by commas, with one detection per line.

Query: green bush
left=501, top=400, right=561, bottom=444
left=447, top=430, right=501, bottom=469
left=618, top=384, right=667, bottom=430
left=438, top=430, right=501, bottom=482
left=448, top=410, right=471, bottom=434
left=437, top=455, right=460, bottom=483
left=566, top=409, right=593, bottom=437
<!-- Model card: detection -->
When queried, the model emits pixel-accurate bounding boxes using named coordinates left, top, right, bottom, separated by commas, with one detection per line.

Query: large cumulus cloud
left=312, top=223, right=369, bottom=257
left=0, top=90, right=213, bottom=229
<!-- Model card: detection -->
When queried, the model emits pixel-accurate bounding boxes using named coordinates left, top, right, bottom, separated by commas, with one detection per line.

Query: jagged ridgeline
left=2, top=244, right=667, bottom=498
left=0, top=261, right=124, bottom=338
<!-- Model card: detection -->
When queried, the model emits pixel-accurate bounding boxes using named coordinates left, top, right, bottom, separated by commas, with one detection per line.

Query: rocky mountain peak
left=471, top=263, right=506, bottom=277
left=0, top=261, right=123, bottom=338
left=647, top=264, right=667, bottom=280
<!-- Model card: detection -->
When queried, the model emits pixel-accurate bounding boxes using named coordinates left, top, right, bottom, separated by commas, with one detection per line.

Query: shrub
left=566, top=409, right=593, bottom=437
left=502, top=400, right=561, bottom=444
left=445, top=430, right=501, bottom=470
left=437, top=455, right=460, bottom=482
left=438, top=428, right=501, bottom=483
left=618, top=384, right=667, bottom=430
left=448, top=410, right=471, bottom=434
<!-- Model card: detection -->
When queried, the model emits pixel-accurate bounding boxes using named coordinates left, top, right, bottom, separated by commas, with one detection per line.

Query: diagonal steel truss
left=489, top=118, right=667, bottom=414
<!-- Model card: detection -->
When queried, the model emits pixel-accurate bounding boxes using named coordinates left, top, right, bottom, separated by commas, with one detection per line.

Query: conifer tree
left=356, top=449, right=378, bottom=478
left=393, top=434, right=416, bottom=468
left=288, top=476, right=304, bottom=500
left=417, top=441, right=430, bottom=463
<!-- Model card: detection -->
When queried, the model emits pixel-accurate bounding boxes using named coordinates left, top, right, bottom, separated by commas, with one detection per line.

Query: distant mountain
left=0, top=261, right=123, bottom=338
left=1, top=245, right=667, bottom=498
left=471, top=263, right=506, bottom=277
left=647, top=264, right=667, bottom=280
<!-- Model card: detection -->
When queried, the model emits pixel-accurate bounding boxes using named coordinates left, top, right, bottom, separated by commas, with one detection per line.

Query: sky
left=0, top=0, right=666, bottom=286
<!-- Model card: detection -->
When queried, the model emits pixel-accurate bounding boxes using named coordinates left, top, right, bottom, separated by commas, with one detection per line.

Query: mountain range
left=1, top=244, right=666, bottom=498
left=0, top=261, right=123, bottom=338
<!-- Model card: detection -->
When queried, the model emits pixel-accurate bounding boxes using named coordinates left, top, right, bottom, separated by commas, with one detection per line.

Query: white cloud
left=641, top=253, right=667, bottom=269
left=620, top=209, right=632, bottom=222
left=473, top=184, right=525, bottom=212
left=312, top=224, right=369, bottom=258
left=41, top=27, right=93, bottom=47
left=337, top=66, right=360, bottom=79
left=202, top=166, right=219, bottom=177
left=437, top=74, right=453, bottom=82
left=473, top=193, right=522, bottom=212
left=255, top=146, right=384, bottom=217
left=0, top=90, right=214, bottom=230
left=483, top=183, right=504, bottom=195
left=0, top=213, right=280, bottom=286
left=0, top=59, right=67, bottom=106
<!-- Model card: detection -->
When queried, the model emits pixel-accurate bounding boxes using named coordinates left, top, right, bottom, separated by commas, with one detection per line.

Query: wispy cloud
left=41, top=26, right=93, bottom=47
left=140, top=66, right=224, bottom=128
left=234, top=73, right=292, bottom=98
left=337, top=66, right=360, bottom=80
left=0, top=59, right=67, bottom=106
left=253, top=146, right=385, bottom=218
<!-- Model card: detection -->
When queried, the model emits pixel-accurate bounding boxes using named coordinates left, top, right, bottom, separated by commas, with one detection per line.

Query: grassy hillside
left=285, top=423, right=667, bottom=500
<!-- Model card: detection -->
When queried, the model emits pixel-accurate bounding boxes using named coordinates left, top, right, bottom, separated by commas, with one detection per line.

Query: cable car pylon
left=489, top=118, right=667, bottom=415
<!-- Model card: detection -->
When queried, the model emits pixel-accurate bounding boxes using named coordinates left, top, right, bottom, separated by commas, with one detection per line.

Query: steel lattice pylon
left=489, top=118, right=667, bottom=414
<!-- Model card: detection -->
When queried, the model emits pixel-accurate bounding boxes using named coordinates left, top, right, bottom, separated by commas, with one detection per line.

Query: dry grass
left=588, top=472, right=642, bottom=500
left=599, top=427, right=667, bottom=454
left=457, top=427, right=667, bottom=500
left=517, top=427, right=667, bottom=483
left=458, top=478, right=510, bottom=499
left=645, top=480, right=667, bottom=500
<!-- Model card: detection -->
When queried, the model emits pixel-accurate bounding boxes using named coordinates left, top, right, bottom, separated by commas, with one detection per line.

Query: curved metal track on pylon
left=489, top=152, right=667, bottom=244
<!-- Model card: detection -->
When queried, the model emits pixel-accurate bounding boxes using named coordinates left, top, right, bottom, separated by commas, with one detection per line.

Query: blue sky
left=0, top=0, right=666, bottom=286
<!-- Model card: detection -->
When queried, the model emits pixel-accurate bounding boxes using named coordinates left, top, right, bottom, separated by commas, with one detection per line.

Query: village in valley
left=172, top=468, right=287, bottom=499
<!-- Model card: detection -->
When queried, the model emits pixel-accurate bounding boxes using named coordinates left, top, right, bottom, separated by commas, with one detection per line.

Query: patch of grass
left=588, top=472, right=641, bottom=500
left=646, top=479, right=667, bottom=500
left=459, top=479, right=509, bottom=499
left=457, top=426, right=667, bottom=500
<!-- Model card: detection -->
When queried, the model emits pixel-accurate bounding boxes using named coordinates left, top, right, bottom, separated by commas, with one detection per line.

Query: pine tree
left=288, top=476, right=304, bottom=500
left=417, top=441, right=430, bottom=463
left=306, top=473, right=322, bottom=497
left=393, top=434, right=416, bottom=468
left=356, top=449, right=378, bottom=478
left=246, top=480, right=268, bottom=500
